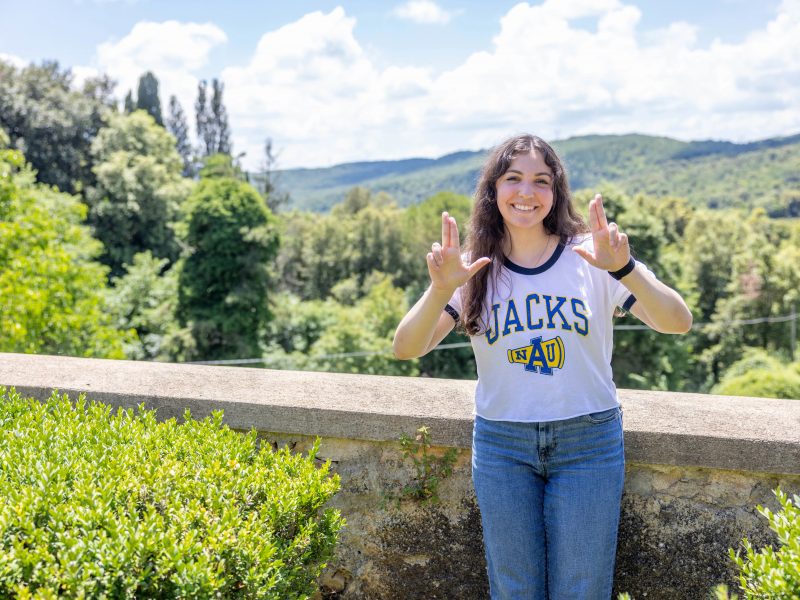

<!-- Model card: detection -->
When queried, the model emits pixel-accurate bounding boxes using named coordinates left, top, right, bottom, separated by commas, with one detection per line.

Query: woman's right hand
left=427, top=212, right=491, bottom=294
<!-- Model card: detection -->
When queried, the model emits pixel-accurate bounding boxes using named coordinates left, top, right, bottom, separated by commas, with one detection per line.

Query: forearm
left=621, top=264, right=693, bottom=334
left=393, top=285, right=454, bottom=359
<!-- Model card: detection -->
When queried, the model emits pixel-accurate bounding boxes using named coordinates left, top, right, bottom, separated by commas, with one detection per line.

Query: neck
left=504, top=227, right=555, bottom=268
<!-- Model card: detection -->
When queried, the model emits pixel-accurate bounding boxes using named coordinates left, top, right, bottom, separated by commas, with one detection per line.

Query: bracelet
left=608, top=256, right=636, bottom=280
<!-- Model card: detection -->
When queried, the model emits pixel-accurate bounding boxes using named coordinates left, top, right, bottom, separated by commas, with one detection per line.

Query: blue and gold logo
left=507, top=336, right=565, bottom=375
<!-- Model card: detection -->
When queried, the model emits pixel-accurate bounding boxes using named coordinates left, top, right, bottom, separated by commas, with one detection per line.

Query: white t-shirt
left=446, top=236, right=648, bottom=422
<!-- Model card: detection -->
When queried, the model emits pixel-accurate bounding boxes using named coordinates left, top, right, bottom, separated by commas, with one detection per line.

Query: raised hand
left=427, top=212, right=491, bottom=293
left=573, top=194, right=631, bottom=271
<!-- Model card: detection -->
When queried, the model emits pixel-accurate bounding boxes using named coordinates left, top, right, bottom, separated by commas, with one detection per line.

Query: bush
left=0, top=387, right=343, bottom=599
left=721, top=488, right=800, bottom=599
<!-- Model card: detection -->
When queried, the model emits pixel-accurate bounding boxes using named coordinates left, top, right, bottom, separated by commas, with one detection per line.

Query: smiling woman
left=393, top=133, right=692, bottom=599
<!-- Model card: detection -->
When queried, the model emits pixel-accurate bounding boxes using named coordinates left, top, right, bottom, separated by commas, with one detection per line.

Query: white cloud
left=69, top=2, right=800, bottom=169
left=93, top=20, right=227, bottom=124
left=392, top=0, right=456, bottom=25
left=0, top=53, right=29, bottom=69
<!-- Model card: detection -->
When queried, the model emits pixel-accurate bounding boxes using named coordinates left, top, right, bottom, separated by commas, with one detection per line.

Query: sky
left=1, top=0, right=799, bottom=170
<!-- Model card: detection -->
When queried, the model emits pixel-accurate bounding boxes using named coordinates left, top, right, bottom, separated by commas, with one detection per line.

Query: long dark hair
left=461, top=134, right=587, bottom=336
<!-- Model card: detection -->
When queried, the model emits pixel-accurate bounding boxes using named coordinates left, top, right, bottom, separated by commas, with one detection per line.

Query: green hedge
left=0, top=387, right=343, bottom=599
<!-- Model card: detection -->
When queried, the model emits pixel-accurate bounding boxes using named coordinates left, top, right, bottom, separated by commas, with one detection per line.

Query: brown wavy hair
left=461, top=134, right=588, bottom=336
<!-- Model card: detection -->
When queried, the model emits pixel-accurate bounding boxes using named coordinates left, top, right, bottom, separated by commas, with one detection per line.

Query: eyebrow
left=505, top=169, right=552, bottom=177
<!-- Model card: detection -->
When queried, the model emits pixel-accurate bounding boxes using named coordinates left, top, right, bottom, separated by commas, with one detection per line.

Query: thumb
left=467, top=257, right=492, bottom=278
left=572, top=246, right=598, bottom=267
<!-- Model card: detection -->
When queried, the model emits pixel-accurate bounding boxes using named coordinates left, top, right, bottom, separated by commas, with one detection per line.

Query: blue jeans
left=472, top=407, right=625, bottom=600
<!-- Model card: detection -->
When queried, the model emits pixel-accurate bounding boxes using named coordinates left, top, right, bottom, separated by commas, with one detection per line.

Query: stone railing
left=1, top=352, right=799, bottom=599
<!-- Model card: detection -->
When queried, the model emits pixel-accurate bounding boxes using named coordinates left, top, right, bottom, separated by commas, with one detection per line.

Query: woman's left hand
left=573, top=194, right=631, bottom=271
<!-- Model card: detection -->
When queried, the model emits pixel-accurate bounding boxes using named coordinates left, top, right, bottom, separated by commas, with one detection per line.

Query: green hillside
left=272, top=133, right=800, bottom=215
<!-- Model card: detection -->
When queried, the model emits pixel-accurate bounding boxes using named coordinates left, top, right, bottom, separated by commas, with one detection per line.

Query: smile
left=511, top=204, right=535, bottom=212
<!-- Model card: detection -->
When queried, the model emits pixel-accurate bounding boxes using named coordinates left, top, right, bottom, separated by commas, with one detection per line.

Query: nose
left=518, top=183, right=534, bottom=198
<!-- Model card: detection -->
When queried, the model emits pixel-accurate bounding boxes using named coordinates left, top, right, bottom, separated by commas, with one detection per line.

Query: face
left=494, top=150, right=554, bottom=238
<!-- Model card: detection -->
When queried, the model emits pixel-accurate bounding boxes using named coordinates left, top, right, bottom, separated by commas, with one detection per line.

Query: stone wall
left=2, top=353, right=799, bottom=599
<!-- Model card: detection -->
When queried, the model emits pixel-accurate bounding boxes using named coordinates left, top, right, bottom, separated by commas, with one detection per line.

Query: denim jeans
left=472, top=407, right=625, bottom=600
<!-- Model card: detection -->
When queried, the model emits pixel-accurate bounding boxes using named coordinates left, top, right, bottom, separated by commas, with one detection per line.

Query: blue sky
left=1, top=0, right=798, bottom=169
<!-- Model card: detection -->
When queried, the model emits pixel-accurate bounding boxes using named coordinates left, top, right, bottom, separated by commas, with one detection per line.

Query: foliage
left=199, top=153, right=246, bottom=181
left=0, top=148, right=130, bottom=358
left=276, top=189, right=409, bottom=301
left=388, top=426, right=458, bottom=505
left=178, top=177, right=280, bottom=361
left=726, top=488, right=800, bottom=599
left=107, top=251, right=183, bottom=361
left=135, top=71, right=164, bottom=126
left=86, top=110, right=192, bottom=277
left=265, top=274, right=417, bottom=376
left=713, top=366, right=800, bottom=400
left=0, top=388, right=343, bottom=599
left=0, top=60, right=112, bottom=194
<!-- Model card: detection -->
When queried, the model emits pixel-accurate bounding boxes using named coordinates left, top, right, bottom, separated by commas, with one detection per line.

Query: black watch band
left=609, top=257, right=636, bottom=280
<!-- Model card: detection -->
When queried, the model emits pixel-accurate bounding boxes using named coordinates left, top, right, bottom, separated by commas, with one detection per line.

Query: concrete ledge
left=1, top=352, right=798, bottom=475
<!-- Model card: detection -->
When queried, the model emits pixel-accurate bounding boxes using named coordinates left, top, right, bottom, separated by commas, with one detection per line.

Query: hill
left=271, top=133, right=800, bottom=215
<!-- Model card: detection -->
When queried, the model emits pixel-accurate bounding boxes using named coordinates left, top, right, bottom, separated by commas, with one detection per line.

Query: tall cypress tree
left=136, top=71, right=163, bottom=126
left=166, top=95, right=193, bottom=177
left=211, top=79, right=231, bottom=155
left=195, top=78, right=232, bottom=157
left=195, top=80, right=214, bottom=156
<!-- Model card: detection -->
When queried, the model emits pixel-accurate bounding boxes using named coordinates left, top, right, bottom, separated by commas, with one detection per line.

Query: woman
left=393, top=134, right=691, bottom=599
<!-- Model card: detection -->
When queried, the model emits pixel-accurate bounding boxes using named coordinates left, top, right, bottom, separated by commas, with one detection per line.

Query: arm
left=573, top=194, right=692, bottom=334
left=393, top=212, right=491, bottom=359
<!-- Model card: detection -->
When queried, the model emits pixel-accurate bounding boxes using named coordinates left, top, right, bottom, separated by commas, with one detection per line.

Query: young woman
left=393, top=134, right=691, bottom=599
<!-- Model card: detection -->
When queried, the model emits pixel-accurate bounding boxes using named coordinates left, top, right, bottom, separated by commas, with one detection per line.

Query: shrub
left=0, top=387, right=343, bottom=599
left=720, top=488, right=800, bottom=599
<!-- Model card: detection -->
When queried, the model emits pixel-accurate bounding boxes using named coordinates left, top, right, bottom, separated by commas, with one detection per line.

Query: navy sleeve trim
left=444, top=304, right=459, bottom=322
left=622, top=294, right=637, bottom=312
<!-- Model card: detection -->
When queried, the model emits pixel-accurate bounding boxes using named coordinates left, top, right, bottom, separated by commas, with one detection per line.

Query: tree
left=124, top=90, right=135, bottom=113
left=135, top=71, right=163, bottom=126
left=0, top=60, right=111, bottom=194
left=0, top=146, right=130, bottom=358
left=177, top=177, right=280, bottom=361
left=86, top=111, right=192, bottom=277
left=256, top=137, right=290, bottom=212
left=195, top=78, right=232, bottom=157
left=211, top=79, right=231, bottom=155
left=166, top=95, right=194, bottom=177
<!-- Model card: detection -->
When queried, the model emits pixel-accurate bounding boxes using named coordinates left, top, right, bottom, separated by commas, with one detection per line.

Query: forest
left=1, top=60, right=798, bottom=399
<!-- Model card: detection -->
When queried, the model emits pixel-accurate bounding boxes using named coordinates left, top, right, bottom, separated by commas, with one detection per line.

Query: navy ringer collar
left=503, top=242, right=565, bottom=275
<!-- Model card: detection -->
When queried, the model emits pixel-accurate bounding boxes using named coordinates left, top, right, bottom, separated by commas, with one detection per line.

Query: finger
left=467, top=257, right=492, bottom=278
left=441, top=212, right=450, bottom=247
left=449, top=216, right=460, bottom=249
left=431, top=242, right=443, bottom=266
left=587, top=197, right=599, bottom=231
left=426, top=252, right=440, bottom=272
left=594, top=194, right=609, bottom=229
left=572, top=246, right=598, bottom=267
left=619, top=232, right=629, bottom=252
left=608, top=222, right=620, bottom=249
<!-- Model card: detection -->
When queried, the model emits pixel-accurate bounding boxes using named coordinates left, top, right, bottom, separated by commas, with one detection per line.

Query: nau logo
left=507, top=336, right=565, bottom=376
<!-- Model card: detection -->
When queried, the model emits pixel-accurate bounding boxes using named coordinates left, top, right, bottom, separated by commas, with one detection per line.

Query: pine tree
left=135, top=71, right=163, bottom=126
left=166, top=95, right=194, bottom=177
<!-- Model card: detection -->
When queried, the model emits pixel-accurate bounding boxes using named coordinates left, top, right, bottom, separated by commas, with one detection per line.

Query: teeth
left=512, top=204, right=534, bottom=212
